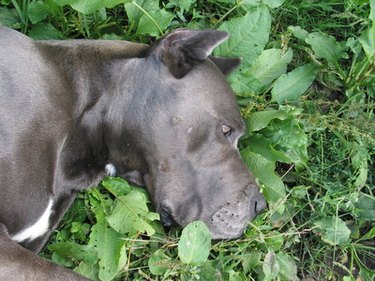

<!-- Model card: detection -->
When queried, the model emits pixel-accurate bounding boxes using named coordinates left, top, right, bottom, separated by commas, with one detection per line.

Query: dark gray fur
left=0, top=26, right=265, bottom=280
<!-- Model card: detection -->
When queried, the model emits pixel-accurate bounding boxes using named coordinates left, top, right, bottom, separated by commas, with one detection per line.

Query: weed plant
left=0, top=0, right=374, bottom=280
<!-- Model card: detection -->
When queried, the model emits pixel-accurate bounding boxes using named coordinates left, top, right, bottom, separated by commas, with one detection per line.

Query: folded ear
left=151, top=29, right=230, bottom=78
left=209, top=56, right=241, bottom=76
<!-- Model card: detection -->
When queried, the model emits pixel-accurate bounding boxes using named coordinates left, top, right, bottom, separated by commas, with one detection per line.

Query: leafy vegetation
left=1, top=0, right=374, bottom=280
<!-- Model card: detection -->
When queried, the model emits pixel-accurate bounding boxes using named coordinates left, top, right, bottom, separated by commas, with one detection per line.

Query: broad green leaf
left=246, top=109, right=289, bottom=132
left=276, top=252, right=298, bottom=281
left=48, top=242, right=98, bottom=264
left=242, top=251, right=262, bottom=274
left=28, top=1, right=49, bottom=24
left=52, top=0, right=131, bottom=14
left=241, top=148, right=286, bottom=202
left=305, top=32, right=347, bottom=64
left=125, top=0, right=173, bottom=37
left=260, top=117, right=308, bottom=164
left=178, top=221, right=211, bottom=265
left=354, top=193, right=375, bottom=221
left=314, top=216, right=351, bottom=245
left=90, top=211, right=127, bottom=281
left=246, top=134, right=291, bottom=163
left=271, top=63, right=319, bottom=103
left=0, top=7, right=19, bottom=27
left=234, top=48, right=293, bottom=94
left=28, top=23, right=63, bottom=39
left=148, top=249, right=172, bottom=275
left=74, top=262, right=100, bottom=281
left=215, top=5, right=271, bottom=66
left=264, top=231, right=284, bottom=251
left=288, top=25, right=309, bottom=41
left=359, top=24, right=375, bottom=60
left=106, top=190, right=159, bottom=236
left=370, top=0, right=375, bottom=22
left=101, top=177, right=132, bottom=196
left=263, top=251, right=279, bottom=281
left=242, top=0, right=285, bottom=9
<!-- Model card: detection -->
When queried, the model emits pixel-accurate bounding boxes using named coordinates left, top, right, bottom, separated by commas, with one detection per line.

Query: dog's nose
left=254, top=194, right=267, bottom=214
left=159, top=206, right=179, bottom=229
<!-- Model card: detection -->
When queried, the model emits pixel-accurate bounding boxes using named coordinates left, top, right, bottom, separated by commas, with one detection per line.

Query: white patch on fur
left=11, top=198, right=54, bottom=243
left=105, top=163, right=117, bottom=176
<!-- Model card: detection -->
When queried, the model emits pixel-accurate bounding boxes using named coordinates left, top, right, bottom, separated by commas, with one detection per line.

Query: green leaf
left=246, top=134, right=291, bottom=163
left=354, top=193, right=375, bottom=221
left=0, top=7, right=19, bottom=27
left=28, top=23, right=63, bottom=39
left=272, top=63, right=319, bottom=103
left=178, top=221, right=211, bottom=265
left=52, top=0, right=131, bottom=14
left=48, top=242, right=98, bottom=264
left=101, top=177, right=132, bottom=196
left=125, top=0, right=173, bottom=37
left=232, top=48, right=293, bottom=94
left=241, top=148, right=286, bottom=202
left=288, top=25, right=309, bottom=41
left=314, top=216, right=351, bottom=245
left=28, top=1, right=49, bottom=24
left=90, top=211, right=127, bottom=281
left=242, top=251, right=262, bottom=274
left=276, top=252, right=298, bottom=281
left=148, top=249, right=172, bottom=275
left=106, top=190, right=159, bottom=236
left=242, top=0, right=285, bottom=9
left=215, top=5, right=272, bottom=66
left=305, top=32, right=347, bottom=64
left=245, top=109, right=289, bottom=132
left=370, top=0, right=375, bottom=22
left=359, top=24, right=375, bottom=60
left=74, top=262, right=100, bottom=281
left=361, top=227, right=375, bottom=240
left=263, top=251, right=279, bottom=281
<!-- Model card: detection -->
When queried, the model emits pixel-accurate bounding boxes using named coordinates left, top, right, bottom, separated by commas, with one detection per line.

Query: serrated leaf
left=276, top=252, right=298, bottom=281
left=215, top=5, right=271, bottom=65
left=314, top=217, right=351, bottom=245
left=106, top=190, right=159, bottom=236
left=52, top=0, right=131, bottom=14
left=305, top=32, right=347, bottom=63
left=272, top=63, right=319, bottom=103
left=178, top=221, right=211, bottom=265
left=241, top=148, right=286, bottom=202
left=90, top=211, right=127, bottom=281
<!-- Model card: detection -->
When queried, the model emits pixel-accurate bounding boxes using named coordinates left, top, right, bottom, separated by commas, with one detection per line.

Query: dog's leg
left=0, top=224, right=90, bottom=281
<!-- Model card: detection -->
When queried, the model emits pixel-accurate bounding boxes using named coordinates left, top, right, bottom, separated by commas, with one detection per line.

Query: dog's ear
left=209, top=56, right=241, bottom=76
left=151, top=29, right=230, bottom=78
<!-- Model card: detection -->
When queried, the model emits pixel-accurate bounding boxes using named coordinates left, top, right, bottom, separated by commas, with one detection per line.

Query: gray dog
left=0, top=26, right=266, bottom=280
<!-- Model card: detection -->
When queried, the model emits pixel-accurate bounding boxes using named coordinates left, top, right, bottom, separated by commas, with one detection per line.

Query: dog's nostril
left=160, top=206, right=179, bottom=229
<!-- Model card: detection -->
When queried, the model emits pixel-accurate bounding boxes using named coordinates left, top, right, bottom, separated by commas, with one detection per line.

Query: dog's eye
left=222, top=124, right=233, bottom=139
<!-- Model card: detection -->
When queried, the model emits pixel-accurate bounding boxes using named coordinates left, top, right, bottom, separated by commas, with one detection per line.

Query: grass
left=1, top=0, right=374, bottom=280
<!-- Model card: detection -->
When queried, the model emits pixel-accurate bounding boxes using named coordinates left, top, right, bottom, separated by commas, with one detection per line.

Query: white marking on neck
left=11, top=198, right=54, bottom=243
left=105, top=163, right=117, bottom=176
